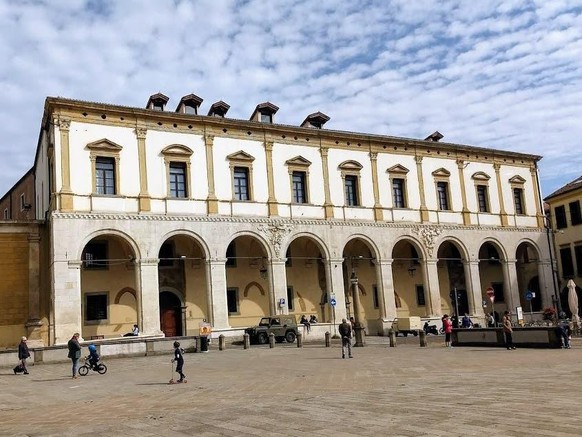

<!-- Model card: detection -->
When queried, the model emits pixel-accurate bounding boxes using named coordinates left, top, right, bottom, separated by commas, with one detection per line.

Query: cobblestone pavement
left=1, top=337, right=581, bottom=437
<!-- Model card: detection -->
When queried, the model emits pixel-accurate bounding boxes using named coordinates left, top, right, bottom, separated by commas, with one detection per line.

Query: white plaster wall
left=499, top=165, right=533, bottom=215
left=327, top=149, right=373, bottom=207
left=271, top=143, right=324, bottom=205
left=213, top=138, right=267, bottom=202
left=421, top=157, right=461, bottom=212
left=376, top=154, right=419, bottom=210
left=463, top=162, right=498, bottom=213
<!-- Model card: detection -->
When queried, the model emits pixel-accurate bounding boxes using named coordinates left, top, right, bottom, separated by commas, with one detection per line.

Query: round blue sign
left=525, top=291, right=533, bottom=301
left=330, top=298, right=337, bottom=306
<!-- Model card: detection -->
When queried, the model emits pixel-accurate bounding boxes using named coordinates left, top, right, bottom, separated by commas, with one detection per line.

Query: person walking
left=16, top=336, right=30, bottom=375
left=67, top=333, right=82, bottom=378
left=338, top=318, right=353, bottom=359
left=171, top=341, right=186, bottom=382
left=443, top=314, right=453, bottom=347
left=502, top=310, right=516, bottom=350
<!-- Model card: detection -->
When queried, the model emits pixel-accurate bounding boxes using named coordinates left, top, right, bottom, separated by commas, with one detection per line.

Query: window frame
left=476, top=185, right=489, bottom=213
left=85, top=292, right=109, bottom=323
left=416, top=285, right=426, bottom=307
left=286, top=156, right=312, bottom=205
left=169, top=162, right=188, bottom=198
left=162, top=144, right=193, bottom=199
left=570, top=201, right=582, bottom=226
left=86, top=139, right=122, bottom=196
left=387, top=165, right=409, bottom=209
left=339, top=160, right=363, bottom=207
left=82, top=240, right=109, bottom=270
left=432, top=168, right=452, bottom=211
left=574, top=245, right=582, bottom=276
left=555, top=205, right=568, bottom=229
left=509, top=175, right=527, bottom=215
left=227, top=151, right=255, bottom=202
left=560, top=246, right=575, bottom=278
left=227, top=287, right=240, bottom=314
left=287, top=286, right=295, bottom=311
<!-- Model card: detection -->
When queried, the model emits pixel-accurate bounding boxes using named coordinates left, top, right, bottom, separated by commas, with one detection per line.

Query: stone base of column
left=25, top=319, right=45, bottom=347
left=354, top=325, right=365, bottom=347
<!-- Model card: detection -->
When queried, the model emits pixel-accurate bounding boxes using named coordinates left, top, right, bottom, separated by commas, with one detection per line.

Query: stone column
left=269, top=259, right=288, bottom=314
left=494, top=163, right=509, bottom=226
left=502, top=259, right=519, bottom=311
left=530, top=165, right=545, bottom=228
left=208, top=258, right=230, bottom=329
left=53, top=260, right=83, bottom=345
left=466, top=260, right=485, bottom=318
left=376, top=259, right=396, bottom=320
left=320, top=147, right=334, bottom=219
left=370, top=152, right=383, bottom=221
left=326, top=258, right=347, bottom=321
left=424, top=259, right=442, bottom=316
left=25, top=232, right=43, bottom=344
left=415, top=156, right=429, bottom=222
left=135, top=127, right=151, bottom=211
left=57, top=118, right=73, bottom=211
left=264, top=141, right=279, bottom=217
left=205, top=134, right=218, bottom=214
left=538, top=260, right=554, bottom=309
left=457, top=160, right=471, bottom=225
left=138, top=259, right=163, bottom=337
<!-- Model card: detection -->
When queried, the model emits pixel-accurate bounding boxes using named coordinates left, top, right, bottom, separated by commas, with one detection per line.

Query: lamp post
left=350, top=268, right=365, bottom=347
left=545, top=218, right=562, bottom=318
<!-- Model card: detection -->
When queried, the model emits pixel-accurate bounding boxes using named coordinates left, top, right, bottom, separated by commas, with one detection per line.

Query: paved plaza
left=1, top=337, right=581, bottom=437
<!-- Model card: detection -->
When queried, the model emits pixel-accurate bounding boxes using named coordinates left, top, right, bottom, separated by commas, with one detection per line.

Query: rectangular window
left=233, top=167, right=250, bottom=201
left=555, top=205, right=567, bottom=229
left=492, top=282, right=505, bottom=303
left=184, top=105, right=197, bottom=115
left=513, top=188, right=524, bottom=215
left=392, top=178, right=405, bottom=208
left=476, top=185, right=489, bottom=213
left=260, top=113, right=272, bottom=123
left=169, top=162, right=187, bottom=198
left=373, top=285, right=379, bottom=309
left=575, top=245, right=582, bottom=276
left=85, top=293, right=108, bottom=321
left=437, top=181, right=449, bottom=210
left=287, top=287, right=294, bottom=311
left=95, top=157, right=116, bottom=195
left=570, top=201, right=582, bottom=226
left=345, top=175, right=359, bottom=206
left=292, top=171, right=307, bottom=203
left=227, top=288, right=239, bottom=314
left=560, top=247, right=574, bottom=278
left=83, top=241, right=108, bottom=270
left=416, top=285, right=426, bottom=306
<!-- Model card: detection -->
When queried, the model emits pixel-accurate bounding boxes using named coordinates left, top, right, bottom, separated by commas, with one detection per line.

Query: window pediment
left=432, top=168, right=451, bottom=177
left=387, top=164, right=409, bottom=174
left=471, top=171, right=491, bottom=181
left=338, top=160, right=363, bottom=171
left=285, top=156, right=312, bottom=167
left=227, top=150, right=255, bottom=163
left=161, top=144, right=193, bottom=157
left=86, top=139, right=123, bottom=152
left=509, top=175, right=526, bottom=185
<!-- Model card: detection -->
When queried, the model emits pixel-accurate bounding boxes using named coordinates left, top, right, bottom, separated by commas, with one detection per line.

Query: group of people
left=299, top=314, right=318, bottom=333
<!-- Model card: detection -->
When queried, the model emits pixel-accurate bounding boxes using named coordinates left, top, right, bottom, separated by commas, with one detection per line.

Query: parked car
left=245, top=316, right=298, bottom=344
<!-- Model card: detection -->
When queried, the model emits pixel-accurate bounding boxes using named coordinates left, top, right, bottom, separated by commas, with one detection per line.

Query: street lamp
left=545, top=217, right=562, bottom=318
left=350, top=267, right=365, bottom=347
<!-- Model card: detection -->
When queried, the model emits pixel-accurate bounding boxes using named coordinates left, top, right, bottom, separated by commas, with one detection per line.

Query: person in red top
left=443, top=314, right=453, bottom=347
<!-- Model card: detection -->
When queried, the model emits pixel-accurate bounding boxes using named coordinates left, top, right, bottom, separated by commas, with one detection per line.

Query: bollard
left=325, top=331, right=331, bottom=347
left=388, top=329, right=396, bottom=347
left=196, top=336, right=201, bottom=353
left=269, top=332, right=275, bottom=348
left=419, top=330, right=427, bottom=347
left=243, top=333, right=250, bottom=349
left=219, top=334, right=225, bottom=351
left=297, top=331, right=303, bottom=348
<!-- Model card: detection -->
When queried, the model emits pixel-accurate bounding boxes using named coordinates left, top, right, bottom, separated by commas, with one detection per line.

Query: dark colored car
left=245, top=316, right=298, bottom=344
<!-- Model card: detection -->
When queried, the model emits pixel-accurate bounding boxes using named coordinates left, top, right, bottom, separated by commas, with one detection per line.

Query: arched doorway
left=159, top=291, right=183, bottom=337
left=391, top=239, right=426, bottom=317
left=437, top=241, right=468, bottom=321
left=478, top=241, right=505, bottom=323
left=516, top=242, right=542, bottom=312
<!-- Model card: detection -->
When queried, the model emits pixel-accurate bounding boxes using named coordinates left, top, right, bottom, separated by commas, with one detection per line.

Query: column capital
left=205, top=134, right=214, bottom=145
left=264, top=140, right=274, bottom=151
left=415, top=155, right=423, bottom=164
left=493, top=163, right=502, bottom=171
left=67, top=260, right=82, bottom=269
left=369, top=151, right=378, bottom=161
left=58, top=118, right=71, bottom=131
left=425, top=258, right=439, bottom=266
left=209, top=258, right=227, bottom=265
left=456, top=159, right=465, bottom=169
left=135, top=127, right=147, bottom=139
left=375, top=259, right=394, bottom=266
left=138, top=258, right=159, bottom=266
left=320, top=146, right=329, bottom=157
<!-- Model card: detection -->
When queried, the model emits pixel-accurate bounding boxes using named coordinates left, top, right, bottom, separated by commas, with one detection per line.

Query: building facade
left=544, top=176, right=582, bottom=316
left=16, top=94, right=553, bottom=345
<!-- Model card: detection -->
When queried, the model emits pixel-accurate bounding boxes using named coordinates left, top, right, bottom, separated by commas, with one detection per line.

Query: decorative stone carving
left=413, top=225, right=442, bottom=257
left=257, top=223, right=293, bottom=258
left=58, top=119, right=71, bottom=131
left=136, top=127, right=147, bottom=139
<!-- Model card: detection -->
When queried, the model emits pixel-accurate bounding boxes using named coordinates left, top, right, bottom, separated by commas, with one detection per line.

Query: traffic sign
left=525, top=291, right=534, bottom=301
left=330, top=298, right=337, bottom=307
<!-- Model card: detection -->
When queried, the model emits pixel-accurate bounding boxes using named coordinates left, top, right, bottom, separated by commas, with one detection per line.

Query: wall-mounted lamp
left=259, top=260, right=268, bottom=279
left=407, top=265, right=416, bottom=277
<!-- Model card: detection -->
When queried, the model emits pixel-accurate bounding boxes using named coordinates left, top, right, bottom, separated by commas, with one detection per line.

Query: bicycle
left=78, top=356, right=107, bottom=376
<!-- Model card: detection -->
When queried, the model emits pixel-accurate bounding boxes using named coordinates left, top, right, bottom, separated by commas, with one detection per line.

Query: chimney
left=207, top=101, right=230, bottom=117
left=146, top=93, right=169, bottom=111
left=175, top=94, right=203, bottom=115
left=301, top=112, right=330, bottom=129
left=425, top=131, right=444, bottom=142
left=250, top=102, right=279, bottom=123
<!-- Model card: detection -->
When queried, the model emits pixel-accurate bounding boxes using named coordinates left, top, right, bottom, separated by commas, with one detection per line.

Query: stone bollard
left=219, top=334, right=225, bottom=351
left=196, top=336, right=201, bottom=353
left=297, top=331, right=303, bottom=348
left=388, top=329, right=396, bottom=347
left=243, top=333, right=250, bottom=349
left=325, top=331, right=331, bottom=347
left=419, top=330, right=427, bottom=347
left=269, top=332, right=275, bottom=348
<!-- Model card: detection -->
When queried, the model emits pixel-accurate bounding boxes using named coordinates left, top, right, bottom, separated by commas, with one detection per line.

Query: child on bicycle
left=88, top=343, right=100, bottom=369
left=171, top=341, right=186, bottom=382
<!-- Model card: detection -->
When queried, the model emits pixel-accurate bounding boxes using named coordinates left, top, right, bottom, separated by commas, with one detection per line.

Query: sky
left=0, top=0, right=581, bottom=198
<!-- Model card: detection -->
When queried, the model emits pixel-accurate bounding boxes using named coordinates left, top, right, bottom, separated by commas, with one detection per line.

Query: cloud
left=0, top=0, right=581, bottom=198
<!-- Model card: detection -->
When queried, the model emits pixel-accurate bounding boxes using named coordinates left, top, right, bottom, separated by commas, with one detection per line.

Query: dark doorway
left=160, top=291, right=182, bottom=337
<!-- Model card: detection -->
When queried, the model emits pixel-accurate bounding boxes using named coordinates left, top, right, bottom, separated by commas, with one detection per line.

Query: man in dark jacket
left=338, top=319, right=353, bottom=359
left=16, top=336, right=30, bottom=374
left=67, top=333, right=82, bottom=379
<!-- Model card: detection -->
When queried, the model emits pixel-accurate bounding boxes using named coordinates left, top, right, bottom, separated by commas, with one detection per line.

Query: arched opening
left=342, top=238, right=378, bottom=332
left=157, top=234, right=207, bottom=336
left=391, top=239, right=426, bottom=317
left=159, top=290, right=183, bottom=337
left=225, top=235, right=270, bottom=328
left=285, top=236, right=328, bottom=322
left=478, top=242, right=505, bottom=324
left=437, top=241, right=468, bottom=323
left=80, top=234, right=137, bottom=339
left=516, top=242, right=542, bottom=312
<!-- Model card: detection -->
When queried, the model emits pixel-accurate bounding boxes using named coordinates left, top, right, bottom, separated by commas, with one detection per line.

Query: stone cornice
left=50, top=212, right=544, bottom=233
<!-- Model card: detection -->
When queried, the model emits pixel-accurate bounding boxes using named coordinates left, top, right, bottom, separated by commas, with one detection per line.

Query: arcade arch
left=391, top=239, right=426, bottom=317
